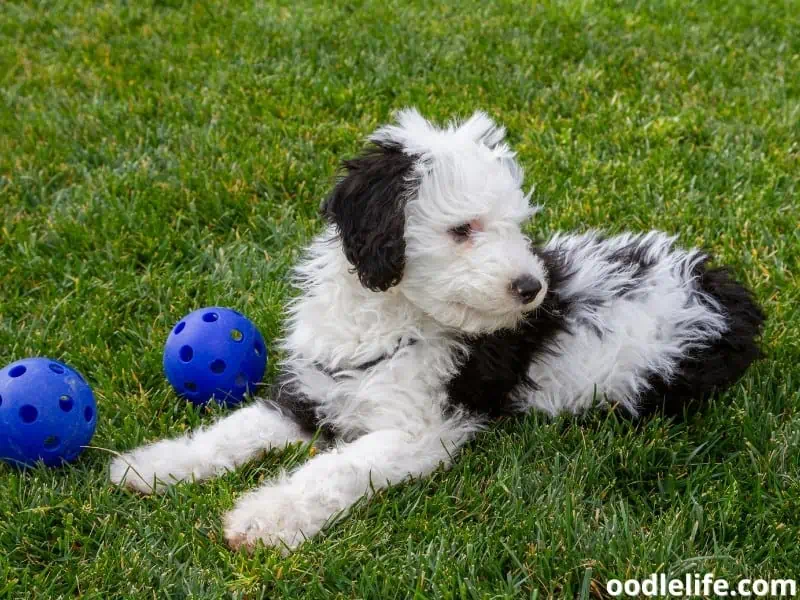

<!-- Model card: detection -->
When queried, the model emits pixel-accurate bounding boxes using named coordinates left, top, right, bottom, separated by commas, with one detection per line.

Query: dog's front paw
left=109, top=442, right=186, bottom=494
left=223, top=485, right=324, bottom=554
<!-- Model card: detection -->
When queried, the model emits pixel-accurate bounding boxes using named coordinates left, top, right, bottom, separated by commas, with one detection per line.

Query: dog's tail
left=639, top=262, right=766, bottom=416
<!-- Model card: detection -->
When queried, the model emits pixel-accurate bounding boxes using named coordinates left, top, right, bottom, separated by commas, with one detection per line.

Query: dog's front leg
left=110, top=402, right=312, bottom=494
left=223, top=421, right=475, bottom=553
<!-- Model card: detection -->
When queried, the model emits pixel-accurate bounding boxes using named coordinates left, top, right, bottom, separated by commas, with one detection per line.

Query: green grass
left=1, top=0, right=799, bottom=597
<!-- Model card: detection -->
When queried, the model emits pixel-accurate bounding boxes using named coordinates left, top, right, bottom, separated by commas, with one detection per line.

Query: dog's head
left=322, top=108, right=548, bottom=334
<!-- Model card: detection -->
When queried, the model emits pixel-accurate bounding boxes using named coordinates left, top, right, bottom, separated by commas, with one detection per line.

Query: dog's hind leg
left=109, top=402, right=312, bottom=494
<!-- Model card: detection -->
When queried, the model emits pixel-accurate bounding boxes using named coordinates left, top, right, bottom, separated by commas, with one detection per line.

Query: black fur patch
left=268, top=372, right=334, bottom=438
left=607, top=236, right=659, bottom=297
left=445, top=249, right=573, bottom=417
left=637, top=261, right=766, bottom=416
left=322, top=141, right=417, bottom=292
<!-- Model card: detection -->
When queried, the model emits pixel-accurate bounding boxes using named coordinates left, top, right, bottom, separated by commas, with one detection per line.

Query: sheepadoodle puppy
left=110, top=109, right=765, bottom=552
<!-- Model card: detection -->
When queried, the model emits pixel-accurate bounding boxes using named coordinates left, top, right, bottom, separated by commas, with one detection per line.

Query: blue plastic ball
left=0, top=358, right=97, bottom=468
left=163, top=307, right=268, bottom=406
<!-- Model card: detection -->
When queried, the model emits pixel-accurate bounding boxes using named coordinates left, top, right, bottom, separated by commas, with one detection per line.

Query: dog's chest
left=444, top=329, right=539, bottom=417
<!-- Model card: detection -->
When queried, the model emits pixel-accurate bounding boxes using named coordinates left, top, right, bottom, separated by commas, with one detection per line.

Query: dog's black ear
left=322, top=142, right=417, bottom=292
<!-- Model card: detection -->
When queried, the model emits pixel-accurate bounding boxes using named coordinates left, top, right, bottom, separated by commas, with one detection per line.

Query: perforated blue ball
left=0, top=358, right=97, bottom=468
left=163, top=307, right=268, bottom=406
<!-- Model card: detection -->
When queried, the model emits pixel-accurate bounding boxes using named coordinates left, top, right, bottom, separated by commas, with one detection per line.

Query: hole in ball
left=19, top=405, right=38, bottom=423
left=174, top=321, right=186, bottom=335
left=234, top=373, right=247, bottom=388
left=0, top=394, right=3, bottom=407
left=49, top=363, right=65, bottom=375
left=184, top=382, right=197, bottom=393
left=254, top=342, right=264, bottom=357
left=43, top=435, right=60, bottom=450
left=59, top=395, right=74, bottom=412
left=230, top=329, right=244, bottom=342
left=210, top=359, right=226, bottom=374
left=84, top=406, right=94, bottom=422
left=202, top=312, right=219, bottom=323
left=9, top=365, right=27, bottom=378
left=179, top=345, right=194, bottom=362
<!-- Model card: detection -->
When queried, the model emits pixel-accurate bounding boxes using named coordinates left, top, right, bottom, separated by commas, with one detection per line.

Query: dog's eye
left=449, top=223, right=472, bottom=241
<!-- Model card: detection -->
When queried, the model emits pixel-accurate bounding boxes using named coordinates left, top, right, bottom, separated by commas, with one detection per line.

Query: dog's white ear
left=456, top=111, right=513, bottom=157
left=370, top=107, right=437, bottom=157
left=457, top=111, right=505, bottom=147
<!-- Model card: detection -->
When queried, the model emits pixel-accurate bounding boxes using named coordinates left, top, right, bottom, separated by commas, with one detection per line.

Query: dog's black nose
left=511, top=276, right=542, bottom=304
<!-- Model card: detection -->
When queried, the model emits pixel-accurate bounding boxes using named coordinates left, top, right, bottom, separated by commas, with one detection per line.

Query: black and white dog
left=110, top=109, right=765, bottom=552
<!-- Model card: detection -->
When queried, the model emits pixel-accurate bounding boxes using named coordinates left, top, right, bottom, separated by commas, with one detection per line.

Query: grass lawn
left=1, top=0, right=799, bottom=597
